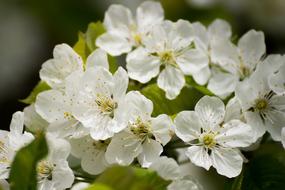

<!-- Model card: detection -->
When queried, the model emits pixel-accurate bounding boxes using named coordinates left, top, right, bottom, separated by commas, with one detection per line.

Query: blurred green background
left=1, top=0, right=285, bottom=129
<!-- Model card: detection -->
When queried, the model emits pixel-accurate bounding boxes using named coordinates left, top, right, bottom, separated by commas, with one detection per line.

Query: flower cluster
left=1, top=1, right=285, bottom=190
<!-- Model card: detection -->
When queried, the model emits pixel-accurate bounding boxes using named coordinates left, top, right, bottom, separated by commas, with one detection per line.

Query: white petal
left=9, top=111, right=24, bottom=136
left=174, top=111, right=201, bottom=142
left=192, top=65, right=211, bottom=85
left=208, top=71, right=238, bottom=98
left=192, top=22, right=209, bottom=51
left=151, top=114, right=173, bottom=146
left=238, top=30, right=265, bottom=68
left=255, top=54, right=283, bottom=80
left=47, top=133, right=71, bottom=160
left=208, top=19, right=232, bottom=39
left=265, top=111, right=285, bottom=141
left=244, top=111, right=266, bottom=140
left=211, top=38, right=238, bottom=69
left=40, top=44, right=83, bottom=88
left=211, top=148, right=243, bottom=178
left=52, top=160, right=74, bottom=190
left=216, top=120, right=255, bottom=148
left=136, top=1, right=164, bottom=31
left=282, top=128, right=285, bottom=149
left=35, top=90, right=71, bottom=123
left=224, top=97, right=242, bottom=122
left=138, top=139, right=163, bottom=168
left=195, top=96, right=225, bottom=130
left=105, top=132, right=142, bottom=166
left=167, top=178, right=203, bottom=190
left=112, top=67, right=129, bottom=101
left=24, top=104, right=48, bottom=133
left=150, top=156, right=181, bottom=180
left=126, top=47, right=160, bottom=83
left=81, top=150, right=108, bottom=175
left=185, top=146, right=212, bottom=170
left=96, top=32, right=132, bottom=56
left=158, top=66, right=185, bottom=100
left=124, top=91, right=153, bottom=122
left=86, top=48, right=109, bottom=70
left=269, top=63, right=285, bottom=95
left=176, top=49, right=209, bottom=75
left=103, top=4, right=134, bottom=31
left=89, top=116, right=116, bottom=140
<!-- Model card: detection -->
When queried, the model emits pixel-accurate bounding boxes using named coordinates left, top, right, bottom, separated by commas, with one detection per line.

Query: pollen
left=255, top=98, right=268, bottom=111
left=64, top=112, right=74, bottom=120
left=95, top=94, right=118, bottom=118
left=202, top=133, right=216, bottom=149
left=158, top=51, right=177, bottom=67
left=133, top=33, right=142, bottom=45
left=37, top=160, right=54, bottom=180
left=129, top=117, right=153, bottom=140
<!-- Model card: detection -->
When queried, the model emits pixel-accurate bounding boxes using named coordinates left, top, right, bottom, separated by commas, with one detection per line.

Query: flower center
left=64, top=112, right=74, bottom=120
left=130, top=118, right=153, bottom=140
left=201, top=133, right=216, bottom=149
left=95, top=94, right=118, bottom=118
left=159, top=51, right=175, bottom=64
left=0, top=141, right=9, bottom=164
left=255, top=98, right=268, bottom=111
left=37, top=160, right=54, bottom=180
left=133, top=33, right=142, bottom=46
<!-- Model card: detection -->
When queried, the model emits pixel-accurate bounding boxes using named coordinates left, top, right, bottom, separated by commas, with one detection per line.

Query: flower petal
left=150, top=156, right=181, bottom=180
left=192, top=65, right=211, bottom=85
left=174, top=111, right=201, bottom=142
left=86, top=48, right=109, bottom=70
left=136, top=1, right=164, bottom=31
left=176, top=49, right=209, bottom=75
left=151, top=114, right=173, bottom=146
left=103, top=4, right=134, bottom=31
left=216, top=120, right=254, bottom=148
left=105, top=132, right=142, bottom=165
left=112, top=67, right=129, bottom=101
left=96, top=32, right=132, bottom=56
left=185, top=146, right=212, bottom=170
left=238, top=30, right=265, bottom=68
left=208, top=19, right=232, bottom=40
left=211, top=147, right=243, bottom=178
left=195, top=96, right=225, bottom=130
left=126, top=47, right=160, bottom=83
left=269, top=63, right=285, bottom=95
left=138, top=139, right=163, bottom=168
left=157, top=66, right=185, bottom=100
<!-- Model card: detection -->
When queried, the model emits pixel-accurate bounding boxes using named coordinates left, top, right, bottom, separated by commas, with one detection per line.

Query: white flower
left=40, top=44, right=108, bottom=89
left=23, top=104, right=48, bottom=133
left=269, top=59, right=285, bottom=95
left=70, top=135, right=110, bottom=175
left=0, top=111, right=34, bottom=179
left=149, top=156, right=181, bottom=180
left=208, top=30, right=266, bottom=98
left=71, top=67, right=129, bottom=140
left=105, top=91, right=173, bottom=167
left=167, top=176, right=203, bottom=190
left=282, top=128, right=285, bottom=149
left=96, top=1, right=164, bottom=56
left=127, top=20, right=208, bottom=99
left=192, top=19, right=232, bottom=85
left=37, top=133, right=74, bottom=190
left=235, top=55, right=285, bottom=141
left=174, top=96, right=255, bottom=178
left=35, top=84, right=88, bottom=139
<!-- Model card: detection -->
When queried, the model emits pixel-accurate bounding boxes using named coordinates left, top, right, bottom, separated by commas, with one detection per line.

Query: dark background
left=1, top=0, right=285, bottom=129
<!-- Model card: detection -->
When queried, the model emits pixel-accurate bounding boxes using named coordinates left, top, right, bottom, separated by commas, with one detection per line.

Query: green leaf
left=141, top=84, right=203, bottom=116
left=73, top=32, right=88, bottom=61
left=85, top=183, right=113, bottom=190
left=20, top=81, right=51, bottom=104
left=9, top=132, right=48, bottom=190
left=93, top=166, right=169, bottom=190
left=240, top=143, right=285, bottom=190
left=185, top=76, right=214, bottom=96
left=85, top=22, right=105, bottom=52
left=107, top=55, right=118, bottom=74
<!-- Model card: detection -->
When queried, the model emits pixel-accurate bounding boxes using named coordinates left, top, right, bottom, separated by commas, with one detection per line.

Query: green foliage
left=20, top=81, right=51, bottom=104
left=141, top=84, right=203, bottom=116
left=85, top=183, right=113, bottom=190
left=86, top=166, right=169, bottom=190
left=9, top=132, right=48, bottom=190
left=226, top=143, right=285, bottom=190
left=73, top=32, right=88, bottom=61
left=185, top=76, right=214, bottom=96
left=85, top=22, right=105, bottom=52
